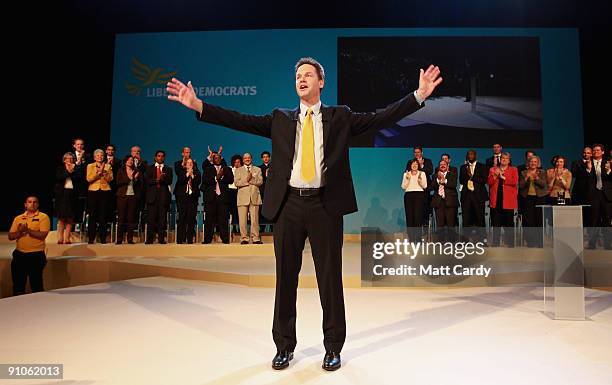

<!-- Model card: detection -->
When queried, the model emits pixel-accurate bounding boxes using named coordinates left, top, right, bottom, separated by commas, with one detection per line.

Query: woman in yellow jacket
left=86, top=149, right=113, bottom=243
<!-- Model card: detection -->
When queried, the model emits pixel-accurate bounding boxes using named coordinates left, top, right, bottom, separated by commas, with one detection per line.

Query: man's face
left=441, top=155, right=450, bottom=165
left=414, top=149, right=423, bottom=159
left=493, top=144, right=502, bottom=154
left=439, top=161, right=448, bottom=172
left=525, top=151, right=534, bottom=161
left=212, top=153, right=221, bottom=165
left=243, top=154, right=252, bottom=166
left=295, top=64, right=323, bottom=100
left=106, top=146, right=115, bottom=156
left=155, top=152, right=165, bottom=164
left=73, top=140, right=84, bottom=152
left=593, top=146, right=603, bottom=160
left=24, top=197, right=39, bottom=212
left=131, top=147, right=141, bottom=159
left=467, top=151, right=476, bottom=162
left=232, top=158, right=242, bottom=168
left=182, top=147, right=191, bottom=159
left=582, top=147, right=592, bottom=160
left=262, top=154, right=270, bottom=164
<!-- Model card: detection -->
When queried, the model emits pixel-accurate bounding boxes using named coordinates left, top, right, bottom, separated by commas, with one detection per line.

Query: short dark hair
left=106, top=144, right=116, bottom=150
left=155, top=150, right=165, bottom=157
left=295, top=57, right=325, bottom=81
left=413, top=146, right=423, bottom=152
left=525, top=150, right=535, bottom=157
left=261, top=151, right=271, bottom=158
left=592, top=143, right=605, bottom=151
left=72, top=138, right=84, bottom=145
left=441, top=153, right=451, bottom=160
left=123, top=155, right=133, bottom=164
left=24, top=195, right=39, bottom=203
left=230, top=154, right=243, bottom=164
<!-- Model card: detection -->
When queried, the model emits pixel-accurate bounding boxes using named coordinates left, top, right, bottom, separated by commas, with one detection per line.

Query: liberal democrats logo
left=125, top=57, right=177, bottom=96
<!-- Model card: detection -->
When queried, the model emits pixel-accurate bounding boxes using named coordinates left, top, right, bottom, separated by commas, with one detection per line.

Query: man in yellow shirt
left=8, top=196, right=50, bottom=296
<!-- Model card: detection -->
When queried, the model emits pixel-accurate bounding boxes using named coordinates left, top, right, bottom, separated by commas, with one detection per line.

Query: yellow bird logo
left=125, top=57, right=177, bottom=96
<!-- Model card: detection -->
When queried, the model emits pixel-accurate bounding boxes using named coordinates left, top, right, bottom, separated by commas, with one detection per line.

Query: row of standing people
left=401, top=144, right=612, bottom=248
left=54, top=138, right=273, bottom=244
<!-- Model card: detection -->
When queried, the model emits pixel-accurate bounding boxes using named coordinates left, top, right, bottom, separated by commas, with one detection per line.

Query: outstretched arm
left=167, top=78, right=273, bottom=138
left=349, top=65, right=443, bottom=136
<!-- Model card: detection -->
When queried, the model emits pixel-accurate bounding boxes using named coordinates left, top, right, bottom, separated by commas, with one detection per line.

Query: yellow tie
left=301, top=108, right=315, bottom=182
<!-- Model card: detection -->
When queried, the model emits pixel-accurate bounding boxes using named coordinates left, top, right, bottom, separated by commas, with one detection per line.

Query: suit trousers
left=204, top=195, right=229, bottom=243
left=146, top=190, right=169, bottom=243
left=177, top=194, right=198, bottom=243
left=272, top=189, right=346, bottom=353
left=238, top=203, right=261, bottom=242
left=87, top=190, right=110, bottom=243
left=588, top=189, right=612, bottom=248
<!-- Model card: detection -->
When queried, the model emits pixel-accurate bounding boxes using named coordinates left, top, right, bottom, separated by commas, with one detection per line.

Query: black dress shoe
left=272, top=350, right=293, bottom=370
left=241, top=240, right=249, bottom=245
left=127, top=240, right=135, bottom=244
left=158, top=240, right=167, bottom=244
left=253, top=240, right=263, bottom=244
left=322, top=351, right=341, bottom=371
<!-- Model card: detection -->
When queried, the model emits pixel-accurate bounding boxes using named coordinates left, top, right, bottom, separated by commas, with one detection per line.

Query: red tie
left=156, top=165, right=161, bottom=188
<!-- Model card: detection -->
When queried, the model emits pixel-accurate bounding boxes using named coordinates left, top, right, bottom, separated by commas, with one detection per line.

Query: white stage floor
left=0, top=277, right=611, bottom=385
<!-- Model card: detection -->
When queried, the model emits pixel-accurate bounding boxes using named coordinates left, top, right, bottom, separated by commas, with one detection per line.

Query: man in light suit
left=234, top=153, right=264, bottom=244
left=167, top=57, right=442, bottom=371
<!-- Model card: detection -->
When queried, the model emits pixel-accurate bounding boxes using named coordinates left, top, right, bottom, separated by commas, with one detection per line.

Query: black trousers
left=146, top=194, right=169, bottom=243
left=204, top=196, right=229, bottom=243
left=523, top=195, right=546, bottom=247
left=404, top=191, right=425, bottom=241
left=461, top=191, right=486, bottom=240
left=117, top=195, right=137, bottom=243
left=11, top=250, right=47, bottom=296
left=87, top=190, right=110, bottom=243
left=434, top=202, right=457, bottom=241
left=588, top=190, right=612, bottom=248
left=490, top=206, right=515, bottom=246
left=272, top=190, right=345, bottom=353
left=177, top=194, right=199, bottom=243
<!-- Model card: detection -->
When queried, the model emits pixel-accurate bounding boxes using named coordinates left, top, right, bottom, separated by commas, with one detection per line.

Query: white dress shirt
left=289, top=100, right=326, bottom=188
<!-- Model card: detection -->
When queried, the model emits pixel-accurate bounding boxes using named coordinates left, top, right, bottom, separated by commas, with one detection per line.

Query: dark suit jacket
left=584, top=159, right=612, bottom=201
left=174, top=166, right=202, bottom=199
left=486, top=155, right=511, bottom=169
left=459, top=162, right=488, bottom=203
left=571, top=159, right=591, bottom=204
left=116, top=166, right=143, bottom=199
left=144, top=164, right=173, bottom=207
left=196, top=93, right=423, bottom=219
left=430, top=171, right=459, bottom=208
left=201, top=164, right=234, bottom=204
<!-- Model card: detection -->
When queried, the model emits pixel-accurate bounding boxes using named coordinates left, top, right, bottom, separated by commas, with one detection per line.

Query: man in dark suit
left=431, top=159, right=458, bottom=241
left=485, top=143, right=504, bottom=169
left=131, top=145, right=148, bottom=229
left=71, top=138, right=91, bottom=225
left=105, top=144, right=122, bottom=223
left=571, top=146, right=593, bottom=226
left=201, top=152, right=234, bottom=244
left=459, top=150, right=488, bottom=240
left=585, top=144, right=612, bottom=249
left=259, top=150, right=273, bottom=232
left=167, top=58, right=442, bottom=371
left=144, top=150, right=173, bottom=244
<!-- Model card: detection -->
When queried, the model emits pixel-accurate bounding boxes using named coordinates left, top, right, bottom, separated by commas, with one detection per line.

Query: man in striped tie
left=167, top=57, right=442, bottom=371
